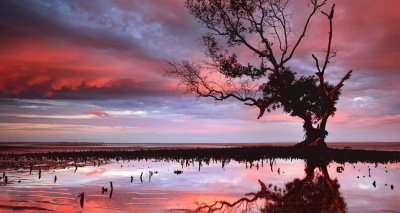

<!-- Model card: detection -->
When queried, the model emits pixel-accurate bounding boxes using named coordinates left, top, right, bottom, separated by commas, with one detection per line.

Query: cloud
left=0, top=0, right=194, bottom=99
left=0, top=72, right=177, bottom=99
left=354, top=114, right=400, bottom=126
left=0, top=113, right=93, bottom=120
left=85, top=110, right=110, bottom=117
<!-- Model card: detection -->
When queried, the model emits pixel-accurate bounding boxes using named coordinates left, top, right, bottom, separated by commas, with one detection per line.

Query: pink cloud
left=79, top=168, right=107, bottom=176
left=353, top=114, right=400, bottom=126
left=85, top=110, right=110, bottom=117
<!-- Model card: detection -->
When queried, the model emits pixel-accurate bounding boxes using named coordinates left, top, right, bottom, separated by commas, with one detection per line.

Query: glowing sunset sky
left=0, top=0, right=399, bottom=143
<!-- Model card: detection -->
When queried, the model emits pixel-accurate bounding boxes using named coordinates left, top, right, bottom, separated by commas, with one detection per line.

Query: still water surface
left=0, top=157, right=399, bottom=212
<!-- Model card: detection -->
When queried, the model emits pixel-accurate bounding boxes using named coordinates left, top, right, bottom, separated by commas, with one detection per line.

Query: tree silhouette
left=193, top=159, right=347, bottom=212
left=168, top=0, right=353, bottom=147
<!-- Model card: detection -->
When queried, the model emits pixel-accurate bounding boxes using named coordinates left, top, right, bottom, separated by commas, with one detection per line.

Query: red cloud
left=85, top=110, right=110, bottom=117
left=0, top=37, right=178, bottom=98
left=287, top=0, right=400, bottom=72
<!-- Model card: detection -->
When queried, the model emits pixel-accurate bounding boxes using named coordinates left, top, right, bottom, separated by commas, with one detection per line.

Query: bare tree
left=167, top=0, right=352, bottom=147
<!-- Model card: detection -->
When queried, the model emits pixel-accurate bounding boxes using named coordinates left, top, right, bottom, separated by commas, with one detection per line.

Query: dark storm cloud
left=0, top=0, right=150, bottom=57
left=0, top=77, right=177, bottom=99
left=0, top=0, right=202, bottom=99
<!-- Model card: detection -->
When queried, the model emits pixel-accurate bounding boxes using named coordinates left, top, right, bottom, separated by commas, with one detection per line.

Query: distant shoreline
left=0, top=141, right=399, bottom=154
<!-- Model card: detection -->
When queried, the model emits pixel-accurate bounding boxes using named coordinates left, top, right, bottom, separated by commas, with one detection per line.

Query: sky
left=0, top=0, right=399, bottom=143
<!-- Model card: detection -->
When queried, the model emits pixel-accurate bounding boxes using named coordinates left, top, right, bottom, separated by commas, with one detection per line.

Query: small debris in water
left=174, top=170, right=183, bottom=175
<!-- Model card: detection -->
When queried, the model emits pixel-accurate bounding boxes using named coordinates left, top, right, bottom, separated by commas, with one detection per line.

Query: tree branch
left=282, top=0, right=327, bottom=65
left=330, top=70, right=352, bottom=96
left=312, top=54, right=321, bottom=73
left=167, top=61, right=276, bottom=120
left=321, top=3, right=335, bottom=74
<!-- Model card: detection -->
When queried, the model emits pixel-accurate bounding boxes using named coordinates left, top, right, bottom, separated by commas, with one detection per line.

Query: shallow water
left=0, top=157, right=399, bottom=213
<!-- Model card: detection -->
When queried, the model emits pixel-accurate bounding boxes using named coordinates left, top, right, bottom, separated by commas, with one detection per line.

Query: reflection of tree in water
left=1, top=148, right=399, bottom=212
left=194, top=159, right=346, bottom=213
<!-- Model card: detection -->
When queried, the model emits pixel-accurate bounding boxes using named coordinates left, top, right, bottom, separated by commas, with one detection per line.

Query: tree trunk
left=295, top=123, right=327, bottom=147
left=296, top=136, right=326, bottom=147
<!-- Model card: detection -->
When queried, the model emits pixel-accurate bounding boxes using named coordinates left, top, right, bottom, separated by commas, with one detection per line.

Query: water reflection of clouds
left=78, top=167, right=107, bottom=176
left=23, top=159, right=307, bottom=196
left=0, top=159, right=399, bottom=212
left=326, top=162, right=400, bottom=212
